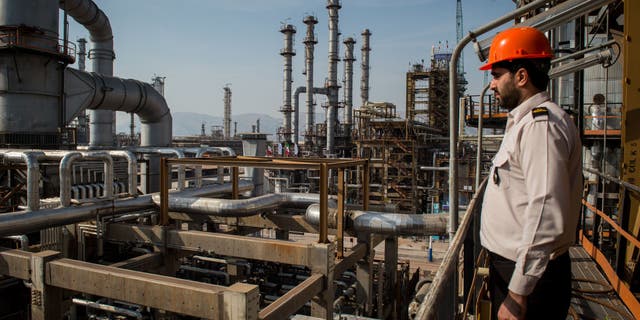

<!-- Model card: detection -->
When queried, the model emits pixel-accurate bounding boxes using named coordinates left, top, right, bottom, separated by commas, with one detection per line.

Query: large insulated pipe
left=303, top=16, right=319, bottom=147
left=60, top=0, right=116, bottom=147
left=2, top=152, right=44, bottom=211
left=132, top=148, right=185, bottom=191
left=280, top=24, right=296, bottom=143
left=343, top=37, right=356, bottom=132
left=360, top=29, right=372, bottom=105
left=151, top=192, right=321, bottom=217
left=55, top=151, right=113, bottom=207
left=108, top=150, right=137, bottom=197
left=304, top=204, right=450, bottom=235
left=223, top=85, right=232, bottom=140
left=326, top=0, right=342, bottom=155
left=0, top=181, right=254, bottom=238
left=65, top=69, right=172, bottom=147
left=65, top=68, right=172, bottom=192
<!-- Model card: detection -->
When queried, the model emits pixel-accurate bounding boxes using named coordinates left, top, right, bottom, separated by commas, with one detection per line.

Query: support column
left=384, top=236, right=398, bottom=319
left=30, top=251, right=63, bottom=320
left=356, top=234, right=374, bottom=315
left=309, top=242, right=335, bottom=319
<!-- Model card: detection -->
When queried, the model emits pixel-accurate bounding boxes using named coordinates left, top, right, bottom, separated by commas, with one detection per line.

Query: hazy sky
left=65, top=0, right=516, bottom=119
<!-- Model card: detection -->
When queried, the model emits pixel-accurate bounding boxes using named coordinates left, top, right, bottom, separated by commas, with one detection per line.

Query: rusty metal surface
left=334, top=242, right=367, bottom=277
left=46, top=258, right=259, bottom=319
left=258, top=274, right=324, bottom=320
left=0, top=247, right=32, bottom=280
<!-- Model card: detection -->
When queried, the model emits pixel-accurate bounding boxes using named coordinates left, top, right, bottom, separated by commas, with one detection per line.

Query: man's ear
left=515, top=68, right=528, bottom=87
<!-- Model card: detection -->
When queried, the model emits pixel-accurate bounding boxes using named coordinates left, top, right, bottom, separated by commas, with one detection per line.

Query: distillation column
left=360, top=29, right=372, bottom=106
left=325, top=0, right=342, bottom=155
left=303, top=15, right=319, bottom=150
left=343, top=37, right=356, bottom=136
left=280, top=24, right=296, bottom=143
left=0, top=0, right=70, bottom=147
left=223, top=85, right=232, bottom=139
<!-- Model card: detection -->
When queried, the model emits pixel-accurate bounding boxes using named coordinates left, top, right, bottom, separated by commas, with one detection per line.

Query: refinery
left=0, top=0, right=638, bottom=319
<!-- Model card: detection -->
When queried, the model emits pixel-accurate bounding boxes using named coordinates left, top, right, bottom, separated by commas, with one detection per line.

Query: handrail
left=0, top=27, right=76, bottom=62
left=583, top=167, right=640, bottom=194
left=414, top=178, right=487, bottom=319
left=582, top=200, right=640, bottom=250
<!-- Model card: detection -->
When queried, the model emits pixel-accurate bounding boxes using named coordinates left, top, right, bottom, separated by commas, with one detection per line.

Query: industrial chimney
left=303, top=15, right=319, bottom=148
left=280, top=24, right=296, bottom=143
left=325, top=0, right=341, bottom=156
left=360, top=29, right=371, bottom=105
left=223, top=85, right=232, bottom=139
left=343, top=37, right=356, bottom=134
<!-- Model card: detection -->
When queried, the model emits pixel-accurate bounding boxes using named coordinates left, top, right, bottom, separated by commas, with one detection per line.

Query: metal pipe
left=360, top=29, right=371, bottom=105
left=0, top=182, right=253, bottom=237
left=303, top=15, right=319, bottom=146
left=152, top=192, right=320, bottom=217
left=60, top=152, right=83, bottom=207
left=343, top=37, right=356, bottom=133
left=65, top=69, right=172, bottom=148
left=475, top=84, right=490, bottom=191
left=280, top=24, right=296, bottom=143
left=83, top=152, right=114, bottom=200
left=131, top=147, right=185, bottom=191
left=448, top=0, right=552, bottom=240
left=2, top=151, right=44, bottom=211
left=72, top=298, right=143, bottom=319
left=60, top=0, right=116, bottom=147
left=473, top=0, right=616, bottom=62
left=295, top=86, right=330, bottom=147
left=326, top=0, right=342, bottom=155
left=108, top=150, right=137, bottom=197
left=304, top=204, right=450, bottom=235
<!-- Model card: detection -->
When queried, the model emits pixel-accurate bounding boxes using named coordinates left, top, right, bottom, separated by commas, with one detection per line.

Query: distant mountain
left=116, top=111, right=326, bottom=139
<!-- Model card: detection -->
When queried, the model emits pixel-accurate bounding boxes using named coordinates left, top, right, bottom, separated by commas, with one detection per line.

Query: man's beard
left=496, top=83, right=521, bottom=110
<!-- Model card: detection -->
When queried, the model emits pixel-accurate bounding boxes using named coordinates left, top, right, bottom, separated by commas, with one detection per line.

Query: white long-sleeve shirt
left=480, top=91, right=582, bottom=296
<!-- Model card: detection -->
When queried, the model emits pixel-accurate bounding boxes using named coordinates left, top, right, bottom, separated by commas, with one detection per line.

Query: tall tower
left=223, top=84, right=232, bottom=139
left=360, top=29, right=372, bottom=106
left=280, top=24, right=296, bottom=143
left=456, top=0, right=464, bottom=76
left=325, top=0, right=342, bottom=155
left=343, top=37, right=356, bottom=134
left=303, top=15, right=319, bottom=149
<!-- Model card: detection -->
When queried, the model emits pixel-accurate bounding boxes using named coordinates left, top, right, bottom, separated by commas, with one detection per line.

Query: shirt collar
left=508, top=91, right=550, bottom=125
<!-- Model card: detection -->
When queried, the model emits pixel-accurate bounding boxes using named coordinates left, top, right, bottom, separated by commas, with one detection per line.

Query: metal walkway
left=569, top=246, right=634, bottom=320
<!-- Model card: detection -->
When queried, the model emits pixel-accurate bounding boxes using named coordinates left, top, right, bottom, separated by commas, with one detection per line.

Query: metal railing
left=159, top=156, right=369, bottom=254
left=413, top=178, right=487, bottom=319
left=0, top=27, right=76, bottom=63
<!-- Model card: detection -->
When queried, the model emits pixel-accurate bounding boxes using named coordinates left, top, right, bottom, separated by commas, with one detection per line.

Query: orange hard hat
left=479, top=26, right=553, bottom=70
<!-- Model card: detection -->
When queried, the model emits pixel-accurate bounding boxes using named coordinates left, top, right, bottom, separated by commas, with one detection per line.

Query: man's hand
left=498, top=291, right=527, bottom=320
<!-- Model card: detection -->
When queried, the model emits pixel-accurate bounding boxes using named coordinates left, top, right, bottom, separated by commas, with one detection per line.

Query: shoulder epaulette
left=531, top=107, right=548, bottom=118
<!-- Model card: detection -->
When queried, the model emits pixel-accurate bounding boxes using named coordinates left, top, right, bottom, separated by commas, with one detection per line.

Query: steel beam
left=105, top=224, right=326, bottom=267
left=334, top=242, right=367, bottom=277
left=167, top=212, right=321, bottom=234
left=46, top=258, right=259, bottom=319
left=0, top=247, right=31, bottom=280
left=258, top=274, right=324, bottom=320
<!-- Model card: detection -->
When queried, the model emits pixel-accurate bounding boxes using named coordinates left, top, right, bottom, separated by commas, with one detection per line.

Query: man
left=479, top=26, right=582, bottom=319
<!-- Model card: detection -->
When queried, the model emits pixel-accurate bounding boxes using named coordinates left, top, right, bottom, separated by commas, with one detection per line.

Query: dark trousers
left=488, top=251, right=571, bottom=319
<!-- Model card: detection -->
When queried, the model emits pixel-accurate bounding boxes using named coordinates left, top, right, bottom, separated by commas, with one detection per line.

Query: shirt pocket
left=491, top=152, right=511, bottom=190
